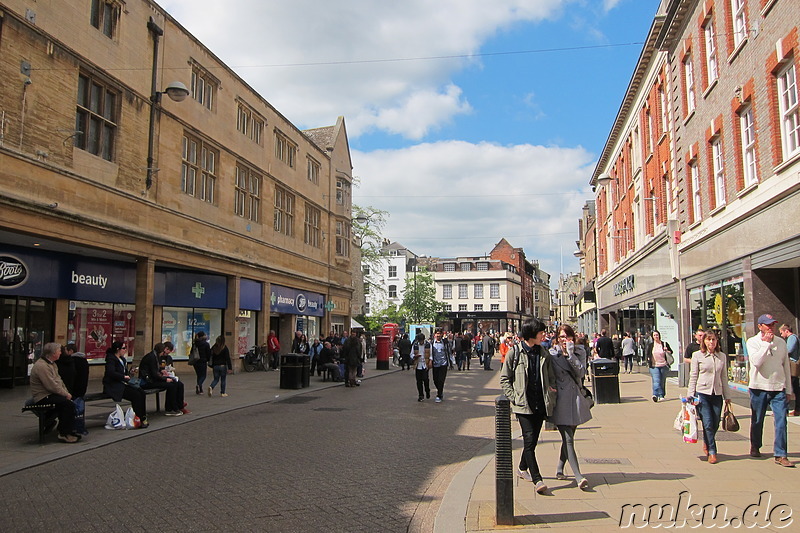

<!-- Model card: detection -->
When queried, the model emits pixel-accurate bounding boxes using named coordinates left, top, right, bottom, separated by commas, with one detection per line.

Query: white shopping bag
left=105, top=404, right=126, bottom=430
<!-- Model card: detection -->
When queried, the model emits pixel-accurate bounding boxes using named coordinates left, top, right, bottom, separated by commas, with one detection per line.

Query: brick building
left=0, top=0, right=357, bottom=385
left=591, top=0, right=799, bottom=392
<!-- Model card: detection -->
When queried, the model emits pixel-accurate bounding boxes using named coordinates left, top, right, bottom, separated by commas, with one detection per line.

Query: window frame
left=90, top=0, right=119, bottom=39
left=731, top=0, right=747, bottom=48
left=274, top=130, right=297, bottom=168
left=335, top=219, right=350, bottom=257
left=190, top=63, right=217, bottom=111
left=704, top=18, right=719, bottom=85
left=711, top=138, right=726, bottom=208
left=181, top=133, right=217, bottom=203
left=490, top=283, right=500, bottom=299
left=739, top=106, right=758, bottom=187
left=458, top=284, right=468, bottom=299
left=777, top=62, right=800, bottom=159
left=307, top=157, right=320, bottom=185
left=303, top=203, right=321, bottom=248
left=388, top=285, right=397, bottom=299
left=684, top=54, right=696, bottom=114
left=236, top=102, right=264, bottom=145
left=274, top=186, right=295, bottom=237
left=690, top=159, right=702, bottom=223
left=234, top=164, right=261, bottom=222
left=442, top=284, right=452, bottom=299
left=75, top=72, right=118, bottom=161
left=474, top=284, right=484, bottom=299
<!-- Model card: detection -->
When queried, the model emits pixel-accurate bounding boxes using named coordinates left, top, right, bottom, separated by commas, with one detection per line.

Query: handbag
left=187, top=345, right=200, bottom=366
left=790, top=360, right=800, bottom=378
left=665, top=350, right=675, bottom=367
left=722, top=403, right=739, bottom=432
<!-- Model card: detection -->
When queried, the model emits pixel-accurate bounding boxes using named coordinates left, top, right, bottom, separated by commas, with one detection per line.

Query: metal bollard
left=495, top=394, right=514, bottom=525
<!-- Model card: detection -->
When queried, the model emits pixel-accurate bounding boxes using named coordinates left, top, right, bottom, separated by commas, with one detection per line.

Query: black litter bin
left=591, top=358, right=620, bottom=404
left=280, top=354, right=304, bottom=389
left=300, top=354, right=311, bottom=388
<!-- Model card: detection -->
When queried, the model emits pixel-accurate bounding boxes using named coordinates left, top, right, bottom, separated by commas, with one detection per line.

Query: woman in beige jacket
left=687, top=330, right=731, bottom=464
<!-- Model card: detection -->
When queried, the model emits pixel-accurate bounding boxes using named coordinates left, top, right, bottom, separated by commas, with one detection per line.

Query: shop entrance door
left=0, top=297, right=54, bottom=388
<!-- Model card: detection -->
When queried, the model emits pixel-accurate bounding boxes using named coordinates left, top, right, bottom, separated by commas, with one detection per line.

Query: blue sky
left=159, top=0, right=659, bottom=284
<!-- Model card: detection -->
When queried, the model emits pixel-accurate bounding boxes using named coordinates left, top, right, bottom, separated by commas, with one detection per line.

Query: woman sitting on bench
left=102, top=341, right=149, bottom=429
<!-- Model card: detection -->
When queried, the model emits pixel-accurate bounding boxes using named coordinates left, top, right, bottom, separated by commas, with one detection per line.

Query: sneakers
left=517, top=469, right=532, bottom=482
left=775, top=457, right=795, bottom=467
left=220, top=393, right=228, bottom=397
left=555, top=472, right=568, bottom=480
left=58, top=434, right=79, bottom=443
left=750, top=447, right=762, bottom=458
left=418, top=396, right=424, bottom=402
left=165, top=410, right=183, bottom=417
left=652, top=395, right=658, bottom=402
left=578, top=478, right=590, bottom=490
left=535, top=480, right=548, bottom=494
left=435, top=397, right=442, bottom=403
left=139, top=418, right=149, bottom=429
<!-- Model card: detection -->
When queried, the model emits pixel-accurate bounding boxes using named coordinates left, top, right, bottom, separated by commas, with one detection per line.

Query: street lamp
left=145, top=17, right=189, bottom=190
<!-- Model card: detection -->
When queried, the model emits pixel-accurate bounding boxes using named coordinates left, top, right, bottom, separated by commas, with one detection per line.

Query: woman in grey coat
left=550, top=324, right=592, bottom=490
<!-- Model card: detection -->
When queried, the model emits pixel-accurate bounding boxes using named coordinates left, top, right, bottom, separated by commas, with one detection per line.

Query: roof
left=303, top=126, right=336, bottom=151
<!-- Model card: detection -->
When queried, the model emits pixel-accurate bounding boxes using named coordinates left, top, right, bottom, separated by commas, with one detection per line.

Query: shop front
left=157, top=268, right=226, bottom=359
left=270, top=284, right=324, bottom=342
left=237, top=278, right=263, bottom=358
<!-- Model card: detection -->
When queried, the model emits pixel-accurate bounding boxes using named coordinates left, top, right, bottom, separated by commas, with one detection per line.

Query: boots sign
left=0, top=255, right=28, bottom=289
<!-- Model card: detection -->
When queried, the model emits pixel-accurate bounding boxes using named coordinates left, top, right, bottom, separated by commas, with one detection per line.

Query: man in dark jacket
left=139, top=342, right=187, bottom=416
left=57, top=343, right=90, bottom=435
left=397, top=333, right=413, bottom=370
left=341, top=330, right=362, bottom=387
left=595, top=330, right=614, bottom=359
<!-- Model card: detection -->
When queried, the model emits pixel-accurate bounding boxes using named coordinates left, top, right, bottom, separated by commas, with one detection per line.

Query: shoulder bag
left=722, top=403, right=739, bottom=432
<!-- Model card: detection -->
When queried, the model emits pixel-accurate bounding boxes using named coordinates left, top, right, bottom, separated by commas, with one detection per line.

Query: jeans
left=210, top=365, right=228, bottom=393
left=516, top=412, right=546, bottom=483
left=650, top=366, right=668, bottom=398
left=432, top=366, right=448, bottom=399
left=697, top=393, right=723, bottom=455
left=556, top=425, right=583, bottom=480
left=194, top=361, right=207, bottom=390
left=623, top=355, right=634, bottom=373
left=416, top=368, right=430, bottom=399
left=73, top=396, right=86, bottom=434
left=483, top=353, right=492, bottom=370
left=749, top=388, right=788, bottom=457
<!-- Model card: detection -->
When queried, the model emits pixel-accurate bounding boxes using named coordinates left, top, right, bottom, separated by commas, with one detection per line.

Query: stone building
left=0, top=0, right=357, bottom=384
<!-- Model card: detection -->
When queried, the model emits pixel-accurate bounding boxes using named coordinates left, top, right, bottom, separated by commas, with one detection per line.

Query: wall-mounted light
left=596, top=173, right=614, bottom=187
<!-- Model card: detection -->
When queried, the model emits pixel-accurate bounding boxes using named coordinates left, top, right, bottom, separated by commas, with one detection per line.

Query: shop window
left=237, top=310, right=258, bottom=357
left=67, top=302, right=134, bottom=361
left=161, top=307, right=222, bottom=359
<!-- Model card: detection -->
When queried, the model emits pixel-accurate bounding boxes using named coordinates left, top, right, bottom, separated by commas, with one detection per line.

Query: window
left=684, top=55, right=696, bottom=114
left=90, top=0, right=118, bottom=39
left=274, top=130, right=297, bottom=168
left=388, top=265, right=397, bottom=278
left=731, top=0, right=747, bottom=48
left=75, top=73, right=118, bottom=161
left=181, top=134, right=217, bottom=203
left=704, top=19, right=719, bottom=85
left=388, top=285, right=397, bottom=298
left=307, top=157, right=320, bottom=185
left=474, top=284, right=484, bottom=299
left=443, top=285, right=452, bottom=299
left=477, top=262, right=489, bottom=271
left=458, top=284, right=468, bottom=299
left=460, top=263, right=471, bottom=272
left=490, top=304, right=499, bottom=312
left=362, top=265, right=370, bottom=276
left=335, top=220, right=350, bottom=257
left=474, top=304, right=483, bottom=312
left=274, top=186, right=295, bottom=237
left=236, top=102, right=264, bottom=144
left=234, top=164, right=261, bottom=222
left=336, top=178, right=351, bottom=206
left=304, top=203, right=321, bottom=248
left=190, top=64, right=217, bottom=110
left=690, top=160, right=702, bottom=223
left=739, top=106, right=758, bottom=187
left=711, top=138, right=726, bottom=208
left=365, top=302, right=370, bottom=314
left=458, top=304, right=467, bottom=312
left=646, top=109, right=654, bottom=154
left=444, top=304, right=452, bottom=312
left=443, top=263, right=456, bottom=272
left=490, top=283, right=500, bottom=298
left=534, top=290, right=540, bottom=302
left=659, top=86, right=668, bottom=135
left=777, top=62, right=800, bottom=159
left=363, top=283, right=369, bottom=295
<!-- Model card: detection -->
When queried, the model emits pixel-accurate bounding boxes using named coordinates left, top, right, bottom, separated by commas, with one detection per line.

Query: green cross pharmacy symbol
left=191, top=282, right=205, bottom=299
left=324, top=300, right=335, bottom=312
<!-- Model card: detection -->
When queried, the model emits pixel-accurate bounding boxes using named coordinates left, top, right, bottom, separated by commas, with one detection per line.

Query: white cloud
left=158, top=0, right=568, bottom=137
left=603, top=0, right=624, bottom=12
left=352, top=141, right=594, bottom=278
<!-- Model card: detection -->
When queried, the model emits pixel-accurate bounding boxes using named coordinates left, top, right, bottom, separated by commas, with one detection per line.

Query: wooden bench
left=22, top=388, right=164, bottom=443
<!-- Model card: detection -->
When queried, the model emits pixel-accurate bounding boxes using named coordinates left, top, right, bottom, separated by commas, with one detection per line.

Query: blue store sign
left=269, top=284, right=324, bottom=317
left=0, top=245, right=136, bottom=302
left=155, top=269, right=227, bottom=308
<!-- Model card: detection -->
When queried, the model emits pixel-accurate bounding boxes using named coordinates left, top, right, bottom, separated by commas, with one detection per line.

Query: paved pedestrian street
left=0, top=367, right=498, bottom=532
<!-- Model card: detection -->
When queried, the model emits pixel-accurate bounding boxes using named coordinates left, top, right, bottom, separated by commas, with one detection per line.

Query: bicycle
left=242, top=344, right=269, bottom=372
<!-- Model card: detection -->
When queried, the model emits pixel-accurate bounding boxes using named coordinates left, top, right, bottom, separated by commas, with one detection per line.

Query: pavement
left=2, top=362, right=799, bottom=532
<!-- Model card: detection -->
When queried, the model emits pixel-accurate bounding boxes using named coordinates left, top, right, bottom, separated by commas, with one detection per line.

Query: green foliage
left=353, top=205, right=389, bottom=295
left=399, top=267, right=447, bottom=324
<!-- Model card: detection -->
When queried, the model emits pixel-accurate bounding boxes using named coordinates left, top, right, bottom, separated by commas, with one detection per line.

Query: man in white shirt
left=747, top=314, right=794, bottom=467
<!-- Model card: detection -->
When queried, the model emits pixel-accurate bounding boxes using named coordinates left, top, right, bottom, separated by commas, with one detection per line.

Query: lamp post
left=146, top=17, right=189, bottom=190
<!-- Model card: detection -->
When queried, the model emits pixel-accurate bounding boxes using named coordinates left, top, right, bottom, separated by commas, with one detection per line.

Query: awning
left=350, top=318, right=366, bottom=329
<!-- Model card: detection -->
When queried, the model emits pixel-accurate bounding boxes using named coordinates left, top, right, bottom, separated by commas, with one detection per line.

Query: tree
left=399, top=267, right=446, bottom=324
left=352, top=204, right=389, bottom=296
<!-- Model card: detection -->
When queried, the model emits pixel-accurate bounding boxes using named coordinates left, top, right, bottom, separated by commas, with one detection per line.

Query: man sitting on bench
left=30, top=342, right=80, bottom=443
left=139, top=342, right=189, bottom=416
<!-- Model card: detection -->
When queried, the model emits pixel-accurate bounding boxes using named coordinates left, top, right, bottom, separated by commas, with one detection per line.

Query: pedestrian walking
left=341, top=330, right=362, bottom=387
left=499, top=318, right=556, bottom=495
left=208, top=335, right=233, bottom=397
left=550, top=325, right=591, bottom=490
left=646, top=330, right=673, bottom=402
left=779, top=324, right=800, bottom=416
left=267, top=330, right=280, bottom=370
left=481, top=332, right=495, bottom=370
left=430, top=329, right=452, bottom=402
left=747, top=314, right=795, bottom=467
left=412, top=333, right=431, bottom=401
left=398, top=333, right=412, bottom=370
left=686, top=329, right=729, bottom=464
left=192, top=331, right=212, bottom=394
left=621, top=332, right=636, bottom=374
